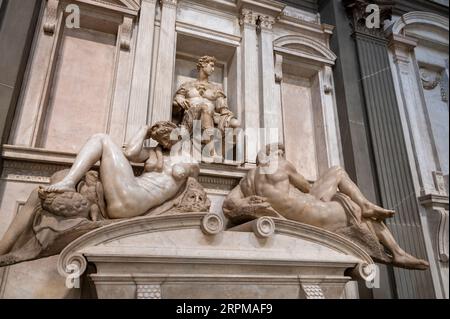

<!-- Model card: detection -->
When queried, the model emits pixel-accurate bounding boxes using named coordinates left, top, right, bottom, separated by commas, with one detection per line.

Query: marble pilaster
left=126, top=0, right=158, bottom=141
left=151, top=0, right=178, bottom=123
left=258, top=15, right=279, bottom=144
left=240, top=9, right=260, bottom=164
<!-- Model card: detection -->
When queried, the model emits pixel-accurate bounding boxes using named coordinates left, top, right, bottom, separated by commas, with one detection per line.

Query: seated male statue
left=223, top=144, right=430, bottom=270
left=173, top=56, right=240, bottom=157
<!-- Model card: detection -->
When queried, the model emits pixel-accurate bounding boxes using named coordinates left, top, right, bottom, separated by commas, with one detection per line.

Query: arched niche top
left=273, top=35, right=337, bottom=66
left=108, top=0, right=140, bottom=10
left=57, top=213, right=373, bottom=279
left=391, top=11, right=449, bottom=35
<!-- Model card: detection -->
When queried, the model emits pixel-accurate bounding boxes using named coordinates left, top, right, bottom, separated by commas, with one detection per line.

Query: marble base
left=58, top=213, right=372, bottom=299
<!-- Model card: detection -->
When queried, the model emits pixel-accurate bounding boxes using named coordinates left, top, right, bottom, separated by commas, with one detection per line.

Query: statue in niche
left=173, top=56, right=240, bottom=157
left=0, top=121, right=210, bottom=267
left=223, top=144, right=430, bottom=270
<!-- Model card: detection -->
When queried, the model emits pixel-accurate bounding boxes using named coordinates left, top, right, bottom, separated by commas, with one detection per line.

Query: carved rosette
left=343, top=0, right=394, bottom=37
left=258, top=15, right=276, bottom=31
left=240, top=9, right=258, bottom=26
left=43, top=0, right=60, bottom=35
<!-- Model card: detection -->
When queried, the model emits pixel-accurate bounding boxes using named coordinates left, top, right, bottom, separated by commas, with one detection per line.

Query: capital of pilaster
left=160, top=0, right=177, bottom=8
left=240, top=9, right=258, bottom=26
left=258, top=15, right=276, bottom=30
left=388, top=34, right=417, bottom=65
left=343, top=0, right=393, bottom=38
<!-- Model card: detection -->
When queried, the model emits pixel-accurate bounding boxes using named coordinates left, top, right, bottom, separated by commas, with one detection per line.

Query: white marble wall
left=0, top=0, right=343, bottom=298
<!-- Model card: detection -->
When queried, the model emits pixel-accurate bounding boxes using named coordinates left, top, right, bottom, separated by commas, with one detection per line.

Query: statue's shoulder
left=176, top=80, right=196, bottom=92
left=212, top=83, right=226, bottom=97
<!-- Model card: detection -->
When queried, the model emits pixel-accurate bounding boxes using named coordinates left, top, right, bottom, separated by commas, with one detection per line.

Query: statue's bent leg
left=97, top=136, right=148, bottom=218
left=310, top=166, right=394, bottom=220
left=371, top=221, right=429, bottom=270
left=44, top=134, right=142, bottom=216
left=45, top=133, right=120, bottom=193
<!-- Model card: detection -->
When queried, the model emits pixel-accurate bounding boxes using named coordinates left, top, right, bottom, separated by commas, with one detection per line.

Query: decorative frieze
left=136, top=284, right=162, bottom=299
left=1, top=160, right=68, bottom=183
left=301, top=284, right=325, bottom=299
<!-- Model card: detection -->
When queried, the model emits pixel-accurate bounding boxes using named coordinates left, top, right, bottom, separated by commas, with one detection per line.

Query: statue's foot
left=43, top=180, right=76, bottom=193
left=393, top=253, right=430, bottom=270
left=362, top=203, right=395, bottom=220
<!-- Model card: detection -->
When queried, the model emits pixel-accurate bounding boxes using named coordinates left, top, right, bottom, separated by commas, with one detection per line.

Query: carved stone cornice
left=240, top=8, right=259, bottom=26
left=258, top=15, right=276, bottom=30
left=343, top=0, right=394, bottom=38
left=160, top=0, right=177, bottom=8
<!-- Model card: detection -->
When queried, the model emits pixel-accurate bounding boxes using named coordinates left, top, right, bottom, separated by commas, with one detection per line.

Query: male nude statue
left=173, top=56, right=240, bottom=156
left=223, top=144, right=430, bottom=270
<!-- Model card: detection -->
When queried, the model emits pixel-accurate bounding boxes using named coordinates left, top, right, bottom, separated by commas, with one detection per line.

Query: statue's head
left=197, top=56, right=216, bottom=77
left=256, top=143, right=285, bottom=166
left=149, top=121, right=179, bottom=150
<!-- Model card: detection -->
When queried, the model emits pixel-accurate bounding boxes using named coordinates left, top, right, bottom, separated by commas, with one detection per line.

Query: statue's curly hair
left=149, top=121, right=178, bottom=140
left=265, top=143, right=285, bottom=156
left=197, top=56, right=217, bottom=71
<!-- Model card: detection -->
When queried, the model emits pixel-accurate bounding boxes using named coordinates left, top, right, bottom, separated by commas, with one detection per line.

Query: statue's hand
left=174, top=97, right=191, bottom=111
left=248, top=195, right=269, bottom=206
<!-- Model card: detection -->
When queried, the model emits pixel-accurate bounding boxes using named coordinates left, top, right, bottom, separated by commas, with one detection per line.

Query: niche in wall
left=37, top=9, right=120, bottom=153
left=172, top=33, right=239, bottom=124
left=280, top=58, right=320, bottom=181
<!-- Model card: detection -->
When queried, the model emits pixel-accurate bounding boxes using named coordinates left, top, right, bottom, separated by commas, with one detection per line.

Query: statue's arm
left=286, top=162, right=311, bottom=193
left=223, top=185, right=246, bottom=213
left=215, top=88, right=232, bottom=114
left=123, top=125, right=151, bottom=164
left=144, top=146, right=164, bottom=172
left=173, top=86, right=190, bottom=111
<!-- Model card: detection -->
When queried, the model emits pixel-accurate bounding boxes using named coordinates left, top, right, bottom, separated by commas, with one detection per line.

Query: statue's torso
left=182, top=81, right=223, bottom=110
left=253, top=161, right=318, bottom=214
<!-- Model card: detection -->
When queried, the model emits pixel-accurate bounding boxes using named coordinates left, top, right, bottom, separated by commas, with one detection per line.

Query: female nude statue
left=0, top=122, right=203, bottom=261
left=223, top=144, right=430, bottom=270
left=44, top=122, right=199, bottom=219
left=173, top=56, right=240, bottom=156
